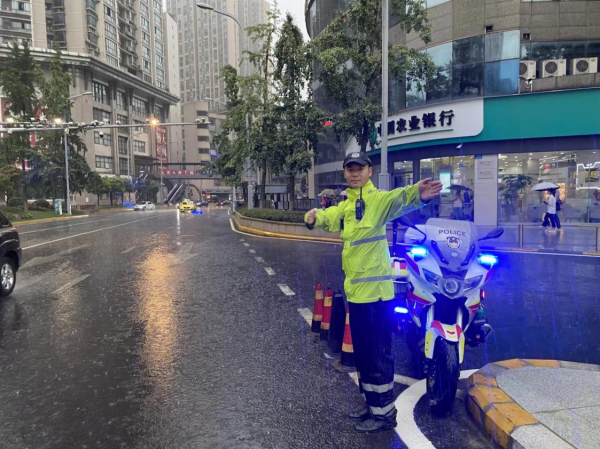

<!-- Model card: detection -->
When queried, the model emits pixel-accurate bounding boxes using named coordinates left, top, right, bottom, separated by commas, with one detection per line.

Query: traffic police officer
left=305, top=152, right=442, bottom=433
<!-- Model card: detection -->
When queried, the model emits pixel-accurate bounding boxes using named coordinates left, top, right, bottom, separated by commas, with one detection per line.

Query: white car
left=133, top=201, right=155, bottom=211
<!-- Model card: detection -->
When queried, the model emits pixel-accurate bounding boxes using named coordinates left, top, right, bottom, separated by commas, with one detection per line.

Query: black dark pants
left=348, top=299, right=396, bottom=419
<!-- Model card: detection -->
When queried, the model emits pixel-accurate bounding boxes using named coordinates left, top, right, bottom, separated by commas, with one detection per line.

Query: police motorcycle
left=390, top=217, right=503, bottom=416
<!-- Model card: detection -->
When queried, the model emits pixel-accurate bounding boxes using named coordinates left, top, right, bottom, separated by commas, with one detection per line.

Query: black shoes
left=348, top=406, right=370, bottom=422
left=354, top=417, right=397, bottom=433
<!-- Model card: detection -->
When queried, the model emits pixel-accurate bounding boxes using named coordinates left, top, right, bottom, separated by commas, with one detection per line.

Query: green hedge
left=34, top=199, right=51, bottom=209
left=236, top=207, right=306, bottom=223
left=7, top=197, right=23, bottom=207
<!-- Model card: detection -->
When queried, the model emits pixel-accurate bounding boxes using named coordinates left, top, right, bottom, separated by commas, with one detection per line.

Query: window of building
left=87, top=14, right=97, bottom=27
left=140, top=2, right=148, bottom=16
left=155, top=27, right=163, bottom=41
left=105, top=38, right=117, bottom=56
left=156, top=55, right=164, bottom=68
left=104, top=6, right=115, bottom=22
left=143, top=59, right=151, bottom=73
left=485, top=30, right=519, bottom=62
left=94, top=131, right=112, bottom=146
left=198, top=148, right=209, bottom=154
left=153, top=0, right=160, bottom=12
left=12, top=1, right=30, bottom=12
left=118, top=136, right=128, bottom=154
left=95, top=156, right=113, bottom=169
left=141, top=17, right=149, bottom=31
left=133, top=140, right=146, bottom=153
left=117, top=113, right=128, bottom=126
left=104, top=22, right=116, bottom=39
left=93, top=108, right=111, bottom=123
left=116, top=92, right=127, bottom=111
left=132, top=97, right=147, bottom=116
left=154, top=12, right=162, bottom=28
left=197, top=136, right=209, bottom=142
left=104, top=0, right=115, bottom=7
left=142, top=45, right=150, bottom=58
left=484, top=59, right=519, bottom=96
left=156, top=41, right=163, bottom=55
left=453, top=35, right=484, bottom=66
left=134, top=120, right=145, bottom=132
left=452, top=63, right=484, bottom=98
left=119, top=158, right=129, bottom=173
left=142, top=32, right=150, bottom=45
left=196, top=110, right=208, bottom=116
left=93, top=81, right=109, bottom=105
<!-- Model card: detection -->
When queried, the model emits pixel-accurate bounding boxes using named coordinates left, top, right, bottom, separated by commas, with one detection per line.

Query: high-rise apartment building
left=0, top=0, right=180, bottom=204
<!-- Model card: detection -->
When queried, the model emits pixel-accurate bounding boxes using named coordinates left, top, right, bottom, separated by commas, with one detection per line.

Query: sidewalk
left=467, top=359, right=600, bottom=448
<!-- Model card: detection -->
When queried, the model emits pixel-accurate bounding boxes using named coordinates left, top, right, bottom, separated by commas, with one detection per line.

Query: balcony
left=0, top=7, right=31, bottom=18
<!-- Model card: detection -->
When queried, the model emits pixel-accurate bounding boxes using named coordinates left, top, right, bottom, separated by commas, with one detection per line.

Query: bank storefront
left=370, top=88, right=600, bottom=245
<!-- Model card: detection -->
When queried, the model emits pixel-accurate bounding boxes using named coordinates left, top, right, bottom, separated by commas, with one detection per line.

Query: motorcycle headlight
left=443, top=279, right=460, bottom=295
left=464, top=275, right=483, bottom=292
left=423, top=269, right=442, bottom=288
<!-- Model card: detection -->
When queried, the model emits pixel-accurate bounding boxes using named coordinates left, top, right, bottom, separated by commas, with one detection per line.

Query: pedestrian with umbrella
left=532, top=182, right=561, bottom=230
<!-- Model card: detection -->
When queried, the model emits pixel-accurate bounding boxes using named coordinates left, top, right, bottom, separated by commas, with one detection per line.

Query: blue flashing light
left=479, top=254, right=498, bottom=266
left=191, top=210, right=201, bottom=215
left=394, top=306, right=409, bottom=314
left=409, top=246, right=428, bottom=257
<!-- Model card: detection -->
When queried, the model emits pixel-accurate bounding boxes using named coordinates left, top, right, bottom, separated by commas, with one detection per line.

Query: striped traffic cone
left=320, top=287, right=333, bottom=341
left=340, top=307, right=355, bottom=370
left=311, top=283, right=324, bottom=333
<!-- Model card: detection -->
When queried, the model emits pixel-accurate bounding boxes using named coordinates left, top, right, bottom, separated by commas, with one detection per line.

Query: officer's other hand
left=419, top=178, right=443, bottom=201
left=306, top=208, right=318, bottom=225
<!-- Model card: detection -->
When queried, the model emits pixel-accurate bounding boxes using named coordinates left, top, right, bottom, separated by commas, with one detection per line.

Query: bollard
left=320, top=287, right=333, bottom=341
left=340, top=307, right=355, bottom=370
left=311, top=283, right=324, bottom=333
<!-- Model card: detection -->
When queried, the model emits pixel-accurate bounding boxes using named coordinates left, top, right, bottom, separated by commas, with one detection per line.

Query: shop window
left=558, top=41, right=586, bottom=62
left=521, top=42, right=531, bottom=60
left=485, top=30, right=520, bottom=62
left=427, top=69, right=452, bottom=104
left=485, top=59, right=519, bottom=96
left=428, top=42, right=452, bottom=71
left=452, top=63, right=484, bottom=98
left=586, top=41, right=600, bottom=59
left=406, top=80, right=426, bottom=108
left=453, top=36, right=484, bottom=66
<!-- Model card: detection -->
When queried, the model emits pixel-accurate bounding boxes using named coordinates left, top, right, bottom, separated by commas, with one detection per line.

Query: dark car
left=196, top=201, right=209, bottom=207
left=0, top=211, right=21, bottom=297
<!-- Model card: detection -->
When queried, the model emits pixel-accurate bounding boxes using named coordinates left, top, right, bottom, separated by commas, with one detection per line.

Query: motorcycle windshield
left=425, top=218, right=479, bottom=271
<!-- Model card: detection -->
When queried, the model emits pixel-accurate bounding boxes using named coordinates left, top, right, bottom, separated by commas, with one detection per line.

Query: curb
left=13, top=214, right=89, bottom=227
left=232, top=215, right=342, bottom=244
left=466, top=359, right=598, bottom=448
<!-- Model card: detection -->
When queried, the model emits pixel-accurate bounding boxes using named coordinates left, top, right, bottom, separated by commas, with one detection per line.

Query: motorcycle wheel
left=426, top=339, right=459, bottom=416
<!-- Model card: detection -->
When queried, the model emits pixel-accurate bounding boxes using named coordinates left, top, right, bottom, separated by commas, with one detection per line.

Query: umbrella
left=531, top=181, right=559, bottom=192
left=319, top=189, right=336, bottom=198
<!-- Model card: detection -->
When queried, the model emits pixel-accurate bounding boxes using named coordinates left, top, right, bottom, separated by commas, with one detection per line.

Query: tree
left=272, top=14, right=324, bottom=210
left=86, top=172, right=106, bottom=206
left=0, top=42, right=43, bottom=210
left=35, top=45, right=91, bottom=202
left=245, top=7, right=280, bottom=208
left=312, top=0, right=434, bottom=152
left=0, top=166, right=24, bottom=201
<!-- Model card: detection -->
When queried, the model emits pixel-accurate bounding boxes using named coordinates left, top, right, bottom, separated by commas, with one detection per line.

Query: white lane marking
left=21, top=244, right=89, bottom=269
left=264, top=267, right=275, bottom=276
left=52, top=274, right=91, bottom=296
left=394, top=374, right=418, bottom=387
left=249, top=249, right=256, bottom=254
left=239, top=239, right=245, bottom=241
left=243, top=243, right=250, bottom=247
left=229, top=218, right=340, bottom=246
left=19, top=217, right=114, bottom=234
left=298, top=308, right=312, bottom=325
left=394, top=369, right=478, bottom=448
left=22, top=216, right=159, bottom=250
left=255, top=257, right=264, bottom=263
left=277, top=284, right=295, bottom=296
left=121, top=246, right=135, bottom=254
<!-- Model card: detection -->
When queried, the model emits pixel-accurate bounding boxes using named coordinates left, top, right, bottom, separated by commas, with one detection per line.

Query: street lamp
left=127, top=131, right=145, bottom=202
left=62, top=91, right=93, bottom=215
left=379, top=0, right=390, bottom=191
left=148, top=117, right=163, bottom=204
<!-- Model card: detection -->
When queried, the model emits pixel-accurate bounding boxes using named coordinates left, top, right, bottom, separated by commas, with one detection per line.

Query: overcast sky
left=277, top=0, right=309, bottom=40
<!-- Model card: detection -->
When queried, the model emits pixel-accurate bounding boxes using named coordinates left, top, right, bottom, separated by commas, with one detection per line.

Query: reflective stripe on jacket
left=306, top=180, right=424, bottom=304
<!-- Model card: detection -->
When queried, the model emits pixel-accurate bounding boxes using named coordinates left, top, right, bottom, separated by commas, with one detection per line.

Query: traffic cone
left=328, top=290, right=346, bottom=354
left=311, top=283, right=324, bottom=333
left=340, top=307, right=355, bottom=369
left=320, top=287, right=333, bottom=341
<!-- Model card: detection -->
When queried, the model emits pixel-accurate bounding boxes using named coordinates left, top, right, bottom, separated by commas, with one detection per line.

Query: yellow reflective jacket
left=306, top=180, right=424, bottom=304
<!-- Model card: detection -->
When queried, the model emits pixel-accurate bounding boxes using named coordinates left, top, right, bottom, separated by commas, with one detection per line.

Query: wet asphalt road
left=0, top=208, right=598, bottom=448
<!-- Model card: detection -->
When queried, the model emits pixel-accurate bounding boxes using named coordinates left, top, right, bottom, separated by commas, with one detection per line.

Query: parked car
left=196, top=201, right=209, bottom=207
left=133, top=201, right=155, bottom=211
left=219, top=200, right=231, bottom=207
left=179, top=199, right=195, bottom=213
left=0, top=211, right=21, bottom=297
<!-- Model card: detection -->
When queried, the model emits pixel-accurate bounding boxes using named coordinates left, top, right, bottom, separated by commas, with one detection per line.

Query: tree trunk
left=21, top=158, right=28, bottom=211
left=110, top=191, right=113, bottom=206
left=360, top=119, right=369, bottom=153
left=288, top=175, right=296, bottom=211
left=260, top=160, right=267, bottom=208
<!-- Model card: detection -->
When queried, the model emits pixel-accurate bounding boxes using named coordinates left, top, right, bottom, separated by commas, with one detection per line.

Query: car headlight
left=423, top=269, right=442, bottom=288
left=464, top=275, right=483, bottom=292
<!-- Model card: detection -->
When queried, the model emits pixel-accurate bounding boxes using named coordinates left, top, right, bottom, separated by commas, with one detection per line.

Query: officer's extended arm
left=304, top=206, right=342, bottom=233
left=374, top=184, right=425, bottom=226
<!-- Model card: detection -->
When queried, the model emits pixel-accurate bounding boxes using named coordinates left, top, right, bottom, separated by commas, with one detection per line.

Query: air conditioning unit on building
left=519, top=60, right=536, bottom=80
left=542, top=59, right=566, bottom=78
left=571, top=57, right=598, bottom=75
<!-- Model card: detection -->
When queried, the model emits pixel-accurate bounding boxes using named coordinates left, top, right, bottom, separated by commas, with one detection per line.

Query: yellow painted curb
left=233, top=216, right=342, bottom=244
left=13, top=214, right=89, bottom=227
left=466, top=359, right=570, bottom=449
